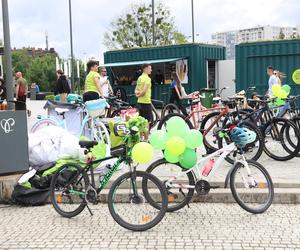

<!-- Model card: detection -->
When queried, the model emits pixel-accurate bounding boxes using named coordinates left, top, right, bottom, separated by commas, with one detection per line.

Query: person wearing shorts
left=135, top=64, right=153, bottom=140
left=83, top=60, right=104, bottom=102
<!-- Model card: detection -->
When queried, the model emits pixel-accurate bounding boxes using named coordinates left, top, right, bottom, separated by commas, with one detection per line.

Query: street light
left=68, top=0, right=75, bottom=92
left=191, top=0, right=195, bottom=43
left=1, top=0, right=13, bottom=109
left=152, top=0, right=155, bottom=45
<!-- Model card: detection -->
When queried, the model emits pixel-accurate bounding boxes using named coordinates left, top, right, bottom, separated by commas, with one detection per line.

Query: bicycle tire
left=161, top=103, right=181, bottom=118
left=50, top=163, right=89, bottom=218
left=107, top=171, right=168, bottom=231
left=30, top=118, right=58, bottom=133
left=144, top=158, right=195, bottom=212
left=230, top=160, right=274, bottom=214
left=157, top=113, right=193, bottom=130
left=262, top=118, right=300, bottom=161
left=290, top=116, right=300, bottom=157
left=218, top=120, right=264, bottom=164
left=200, top=111, right=223, bottom=152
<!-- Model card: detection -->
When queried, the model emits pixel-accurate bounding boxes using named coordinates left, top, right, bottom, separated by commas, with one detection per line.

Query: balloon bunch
left=150, top=116, right=203, bottom=169
left=272, top=84, right=291, bottom=105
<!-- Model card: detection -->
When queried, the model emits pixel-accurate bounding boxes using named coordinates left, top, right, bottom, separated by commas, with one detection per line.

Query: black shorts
left=83, top=91, right=99, bottom=102
left=138, top=103, right=153, bottom=122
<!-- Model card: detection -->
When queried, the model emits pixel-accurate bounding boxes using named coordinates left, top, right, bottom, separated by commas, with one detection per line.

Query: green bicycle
left=49, top=122, right=168, bottom=232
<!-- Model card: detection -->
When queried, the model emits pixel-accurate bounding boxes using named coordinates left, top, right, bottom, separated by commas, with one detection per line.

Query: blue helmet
left=230, top=127, right=256, bottom=147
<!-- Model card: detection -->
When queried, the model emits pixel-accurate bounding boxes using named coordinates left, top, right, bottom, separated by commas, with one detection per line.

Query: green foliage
left=26, top=55, right=56, bottom=92
left=104, top=2, right=187, bottom=49
left=12, top=50, right=33, bottom=76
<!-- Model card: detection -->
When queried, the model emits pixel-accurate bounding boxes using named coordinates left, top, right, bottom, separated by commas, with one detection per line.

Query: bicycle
left=145, top=126, right=274, bottom=214
left=30, top=100, right=111, bottom=148
left=221, top=96, right=300, bottom=161
left=49, top=123, right=168, bottom=231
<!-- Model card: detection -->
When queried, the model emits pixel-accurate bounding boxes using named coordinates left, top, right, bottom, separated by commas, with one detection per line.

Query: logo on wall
left=1, top=118, right=15, bottom=134
left=292, top=69, right=300, bottom=85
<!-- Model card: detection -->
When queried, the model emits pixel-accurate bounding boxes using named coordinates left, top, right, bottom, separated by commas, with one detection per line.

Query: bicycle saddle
left=55, top=107, right=69, bottom=114
left=79, top=140, right=98, bottom=149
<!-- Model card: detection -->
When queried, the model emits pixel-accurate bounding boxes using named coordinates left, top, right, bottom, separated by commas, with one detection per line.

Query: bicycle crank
left=195, top=180, right=211, bottom=195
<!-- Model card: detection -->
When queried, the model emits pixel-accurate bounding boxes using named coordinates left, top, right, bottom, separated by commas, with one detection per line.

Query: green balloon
left=274, top=98, right=285, bottom=106
left=179, top=148, right=197, bottom=169
left=185, top=129, right=204, bottom=149
left=165, top=136, right=186, bottom=156
left=282, top=85, right=291, bottom=94
left=164, top=149, right=179, bottom=163
left=166, top=116, right=188, bottom=137
left=149, top=130, right=168, bottom=150
left=278, top=89, right=288, bottom=99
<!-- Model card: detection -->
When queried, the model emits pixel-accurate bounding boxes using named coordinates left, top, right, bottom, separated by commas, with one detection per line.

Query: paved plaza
left=1, top=203, right=300, bottom=249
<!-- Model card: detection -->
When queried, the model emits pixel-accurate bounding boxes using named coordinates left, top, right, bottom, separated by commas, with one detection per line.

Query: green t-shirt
left=85, top=71, right=100, bottom=93
left=136, top=73, right=151, bottom=104
left=16, top=78, right=28, bottom=96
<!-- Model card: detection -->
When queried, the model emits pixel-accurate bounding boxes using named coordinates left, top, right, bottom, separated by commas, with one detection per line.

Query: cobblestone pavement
left=0, top=204, right=300, bottom=249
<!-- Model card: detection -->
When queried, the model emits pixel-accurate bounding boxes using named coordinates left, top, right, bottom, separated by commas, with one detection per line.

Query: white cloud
left=0, top=0, right=299, bottom=60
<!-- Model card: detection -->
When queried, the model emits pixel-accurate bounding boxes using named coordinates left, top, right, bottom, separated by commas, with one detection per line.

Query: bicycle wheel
left=108, top=171, right=168, bottom=231
left=30, top=118, right=58, bottom=133
left=50, top=163, right=89, bottom=218
left=93, top=119, right=111, bottom=148
left=262, top=118, right=300, bottom=161
left=157, top=113, right=193, bottom=130
left=144, top=159, right=195, bottom=212
left=200, top=111, right=224, bottom=152
left=230, top=160, right=274, bottom=214
left=161, top=103, right=181, bottom=118
left=218, top=120, right=264, bottom=164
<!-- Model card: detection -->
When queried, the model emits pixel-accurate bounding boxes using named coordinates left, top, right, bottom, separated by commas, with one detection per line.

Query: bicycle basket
left=85, top=99, right=107, bottom=117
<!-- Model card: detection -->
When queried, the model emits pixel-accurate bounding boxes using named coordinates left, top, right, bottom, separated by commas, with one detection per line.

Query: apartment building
left=212, top=25, right=300, bottom=59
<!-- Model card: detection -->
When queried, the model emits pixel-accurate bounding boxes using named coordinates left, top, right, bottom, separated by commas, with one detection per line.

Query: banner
left=176, top=59, right=188, bottom=84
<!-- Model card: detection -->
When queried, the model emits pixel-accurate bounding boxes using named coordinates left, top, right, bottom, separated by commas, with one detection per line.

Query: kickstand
left=179, top=188, right=190, bottom=208
left=86, top=204, right=94, bottom=216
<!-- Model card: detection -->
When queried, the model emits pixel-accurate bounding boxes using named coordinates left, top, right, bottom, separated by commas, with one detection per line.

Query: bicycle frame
left=165, top=142, right=254, bottom=190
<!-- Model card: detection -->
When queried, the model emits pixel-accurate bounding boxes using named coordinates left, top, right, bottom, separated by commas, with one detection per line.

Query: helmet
left=230, top=127, right=256, bottom=147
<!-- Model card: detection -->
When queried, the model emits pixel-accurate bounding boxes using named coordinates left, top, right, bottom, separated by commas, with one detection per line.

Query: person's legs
left=175, top=98, right=188, bottom=116
left=138, top=103, right=153, bottom=141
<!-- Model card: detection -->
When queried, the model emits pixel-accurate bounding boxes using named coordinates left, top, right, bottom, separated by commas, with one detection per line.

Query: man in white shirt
left=266, top=66, right=277, bottom=97
left=99, top=67, right=113, bottom=97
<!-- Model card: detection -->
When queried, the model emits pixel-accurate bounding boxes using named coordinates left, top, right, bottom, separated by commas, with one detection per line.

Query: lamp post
left=1, top=0, right=14, bottom=109
left=68, top=0, right=75, bottom=92
left=191, top=0, right=195, bottom=43
left=152, top=0, right=155, bottom=45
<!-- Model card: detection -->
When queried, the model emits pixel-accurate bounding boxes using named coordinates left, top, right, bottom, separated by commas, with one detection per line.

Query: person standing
left=99, top=67, right=113, bottom=97
left=135, top=64, right=153, bottom=140
left=169, top=72, right=188, bottom=116
left=15, top=72, right=28, bottom=110
left=55, top=70, right=70, bottom=103
left=83, top=60, right=104, bottom=102
left=0, top=78, right=6, bottom=100
left=266, top=66, right=277, bottom=97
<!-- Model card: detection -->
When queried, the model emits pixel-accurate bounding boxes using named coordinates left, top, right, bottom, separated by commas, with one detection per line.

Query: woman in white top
left=99, top=67, right=113, bottom=97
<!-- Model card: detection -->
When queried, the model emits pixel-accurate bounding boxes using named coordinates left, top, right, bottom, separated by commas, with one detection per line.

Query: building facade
left=212, top=25, right=300, bottom=59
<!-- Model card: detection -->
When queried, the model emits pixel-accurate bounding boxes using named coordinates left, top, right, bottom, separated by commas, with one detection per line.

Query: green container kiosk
left=103, top=43, right=225, bottom=104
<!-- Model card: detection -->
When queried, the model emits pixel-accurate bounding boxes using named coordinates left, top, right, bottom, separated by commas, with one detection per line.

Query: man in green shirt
left=15, top=72, right=28, bottom=110
left=135, top=64, right=152, bottom=140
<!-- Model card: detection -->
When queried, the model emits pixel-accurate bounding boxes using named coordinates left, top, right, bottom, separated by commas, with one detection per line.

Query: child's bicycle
left=49, top=124, right=168, bottom=231
left=145, top=126, right=274, bottom=214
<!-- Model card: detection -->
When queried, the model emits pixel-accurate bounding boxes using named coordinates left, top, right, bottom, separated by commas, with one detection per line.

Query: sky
left=0, top=0, right=299, bottom=62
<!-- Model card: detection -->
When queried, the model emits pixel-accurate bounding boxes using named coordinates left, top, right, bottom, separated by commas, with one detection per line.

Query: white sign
left=1, top=118, right=15, bottom=134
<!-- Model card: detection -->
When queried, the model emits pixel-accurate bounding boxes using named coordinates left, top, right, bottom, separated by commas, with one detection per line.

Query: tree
left=104, top=2, right=187, bottom=49
left=12, top=50, right=33, bottom=76
left=26, top=55, right=56, bottom=92
left=279, top=31, right=285, bottom=40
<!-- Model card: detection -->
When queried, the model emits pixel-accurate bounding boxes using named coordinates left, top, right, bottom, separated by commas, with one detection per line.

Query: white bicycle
left=30, top=101, right=111, bottom=148
left=145, top=127, right=274, bottom=214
